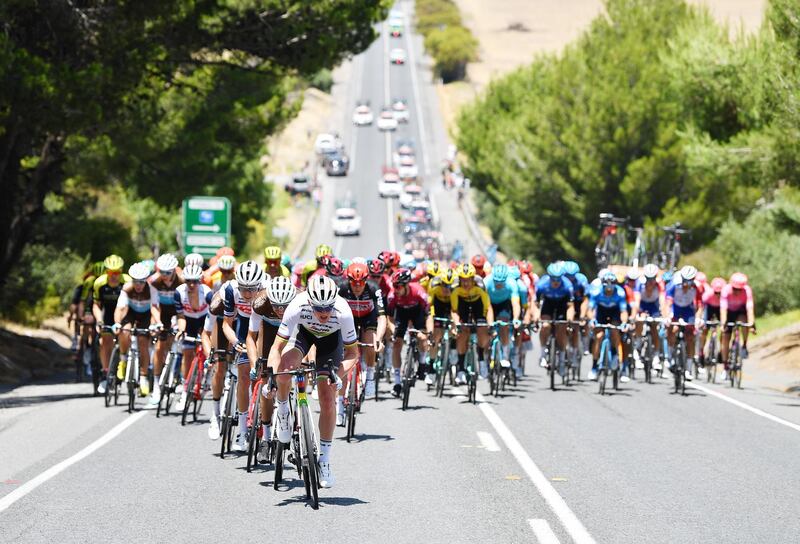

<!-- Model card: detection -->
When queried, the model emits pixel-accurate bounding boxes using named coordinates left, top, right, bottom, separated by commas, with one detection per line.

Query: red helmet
left=326, top=257, right=344, bottom=277
left=507, top=259, right=518, bottom=268
left=730, top=272, right=748, bottom=289
left=390, top=251, right=401, bottom=267
left=378, top=250, right=393, bottom=264
left=518, top=260, right=532, bottom=274
left=392, top=268, right=412, bottom=285
left=449, top=260, right=459, bottom=269
left=711, top=277, right=726, bottom=293
left=696, top=271, right=708, bottom=285
left=367, top=259, right=385, bottom=276
left=346, top=262, right=369, bottom=283
left=318, top=254, right=331, bottom=268
left=471, top=254, right=487, bottom=269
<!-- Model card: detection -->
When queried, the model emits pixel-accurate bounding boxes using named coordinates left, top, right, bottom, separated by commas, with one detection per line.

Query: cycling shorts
left=159, top=305, right=177, bottom=339
left=596, top=306, right=621, bottom=325
left=121, top=310, right=150, bottom=329
left=705, top=305, right=720, bottom=322
left=394, top=306, right=426, bottom=339
left=455, top=298, right=486, bottom=322
left=725, top=310, right=748, bottom=331
left=491, top=299, right=513, bottom=320
left=432, top=299, right=451, bottom=326
left=259, top=322, right=280, bottom=359
left=672, top=305, right=695, bottom=323
left=71, top=285, right=83, bottom=306
left=183, top=316, right=206, bottom=350
left=540, top=297, right=568, bottom=320
left=639, top=301, right=661, bottom=317
left=285, top=327, right=342, bottom=379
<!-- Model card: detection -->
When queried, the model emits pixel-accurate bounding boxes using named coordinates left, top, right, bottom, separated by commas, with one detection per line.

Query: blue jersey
left=565, top=273, right=590, bottom=301
left=485, top=274, right=520, bottom=304
left=535, top=275, right=574, bottom=301
left=516, top=279, right=529, bottom=306
left=588, top=284, right=627, bottom=312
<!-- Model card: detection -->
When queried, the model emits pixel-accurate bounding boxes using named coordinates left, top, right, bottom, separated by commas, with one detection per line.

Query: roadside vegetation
left=0, top=1, right=388, bottom=324
left=457, top=0, right=800, bottom=314
left=416, top=0, right=479, bottom=82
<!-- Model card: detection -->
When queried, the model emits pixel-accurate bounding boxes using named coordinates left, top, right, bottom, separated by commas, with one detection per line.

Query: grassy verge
left=756, top=310, right=800, bottom=337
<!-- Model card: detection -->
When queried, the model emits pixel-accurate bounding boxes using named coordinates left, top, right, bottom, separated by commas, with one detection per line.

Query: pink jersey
left=701, top=285, right=721, bottom=308
left=387, top=282, right=428, bottom=313
left=720, top=284, right=753, bottom=313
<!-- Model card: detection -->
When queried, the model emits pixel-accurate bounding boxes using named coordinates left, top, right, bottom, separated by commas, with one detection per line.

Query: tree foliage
left=416, top=0, right=478, bottom=82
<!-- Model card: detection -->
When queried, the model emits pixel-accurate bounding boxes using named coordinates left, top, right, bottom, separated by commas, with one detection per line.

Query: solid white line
left=403, top=6, right=432, bottom=176
left=0, top=411, right=148, bottom=513
left=529, top=519, right=562, bottom=544
left=476, top=430, right=501, bottom=452
left=383, top=21, right=391, bottom=105
left=687, top=382, right=800, bottom=433
left=475, top=391, right=596, bottom=544
left=347, top=54, right=364, bottom=172
left=383, top=21, right=396, bottom=253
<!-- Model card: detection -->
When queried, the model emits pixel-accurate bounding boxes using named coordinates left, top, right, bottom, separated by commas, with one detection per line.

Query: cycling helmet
left=264, top=246, right=282, bottom=261
left=307, top=275, right=338, bottom=307
left=662, top=270, right=674, bottom=284
left=457, top=263, right=476, bottom=279
left=601, top=270, right=617, bottom=284
left=217, top=247, right=235, bottom=257
left=390, top=251, right=401, bottom=267
left=129, top=262, right=150, bottom=281
left=326, top=257, right=344, bottom=277
left=440, top=269, right=456, bottom=286
left=711, top=277, right=726, bottom=293
left=546, top=262, right=565, bottom=278
left=730, top=272, right=748, bottom=289
left=142, top=259, right=156, bottom=274
left=471, top=254, right=487, bottom=270
left=680, top=265, right=697, bottom=282
left=103, top=254, right=124, bottom=272
left=351, top=256, right=367, bottom=265
left=183, top=264, right=204, bottom=281
left=643, top=263, right=659, bottom=280
left=563, top=261, right=579, bottom=276
left=268, top=276, right=297, bottom=306
left=315, top=244, right=332, bottom=260
left=217, top=255, right=236, bottom=271
left=367, top=259, right=385, bottom=276
left=626, top=268, right=641, bottom=282
left=507, top=259, right=518, bottom=267
left=378, top=250, right=393, bottom=264
left=509, top=266, right=521, bottom=280
left=281, top=254, right=292, bottom=268
left=346, top=262, right=369, bottom=283
left=156, top=253, right=178, bottom=272
left=519, top=260, right=533, bottom=275
left=235, top=260, right=264, bottom=288
left=184, top=253, right=203, bottom=267
left=428, top=261, right=443, bottom=278
left=492, top=264, right=509, bottom=283
left=696, top=271, right=707, bottom=285
left=392, top=268, right=412, bottom=285
left=91, top=261, right=105, bottom=277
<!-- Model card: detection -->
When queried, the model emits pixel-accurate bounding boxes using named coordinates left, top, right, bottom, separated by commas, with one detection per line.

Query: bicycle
left=456, top=322, right=487, bottom=404
left=156, top=332, right=183, bottom=417
left=727, top=321, right=753, bottom=389
left=77, top=323, right=102, bottom=395
left=595, top=323, right=624, bottom=395
left=669, top=321, right=692, bottom=396
left=246, top=358, right=274, bottom=472
left=123, top=327, right=153, bottom=413
left=595, top=213, right=628, bottom=268
left=566, top=320, right=585, bottom=384
left=539, top=319, right=570, bottom=390
left=345, top=343, right=370, bottom=441
left=656, top=223, right=690, bottom=271
left=696, top=320, right=720, bottom=382
left=400, top=328, right=424, bottom=411
left=180, top=336, right=209, bottom=426
left=219, top=353, right=240, bottom=459
left=487, top=320, right=513, bottom=397
left=636, top=316, right=667, bottom=384
left=100, top=325, right=122, bottom=408
left=431, top=317, right=453, bottom=398
left=630, top=227, right=647, bottom=269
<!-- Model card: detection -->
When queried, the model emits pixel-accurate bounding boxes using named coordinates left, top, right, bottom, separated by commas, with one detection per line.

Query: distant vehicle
left=314, top=133, right=341, bottom=155
left=390, top=48, right=406, bottom=65
left=398, top=155, right=418, bottom=180
left=399, top=184, right=423, bottom=209
left=392, top=99, right=410, bottom=123
left=332, top=208, right=361, bottom=236
left=285, top=173, right=312, bottom=196
left=394, top=139, right=415, bottom=164
left=378, top=169, right=402, bottom=198
left=324, top=150, right=349, bottom=176
left=352, top=103, right=373, bottom=126
left=377, top=108, right=398, bottom=131
left=389, top=17, right=403, bottom=37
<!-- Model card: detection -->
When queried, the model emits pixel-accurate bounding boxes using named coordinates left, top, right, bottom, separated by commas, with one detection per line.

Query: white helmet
left=217, top=255, right=236, bottom=271
left=156, top=253, right=178, bottom=272
left=626, top=268, right=641, bottom=281
left=235, top=260, right=264, bottom=288
left=643, top=263, right=659, bottom=279
left=268, top=276, right=297, bottom=306
left=183, top=264, right=203, bottom=281
left=307, top=275, right=338, bottom=307
left=680, top=265, right=697, bottom=281
left=129, top=262, right=150, bottom=281
left=184, top=253, right=204, bottom=267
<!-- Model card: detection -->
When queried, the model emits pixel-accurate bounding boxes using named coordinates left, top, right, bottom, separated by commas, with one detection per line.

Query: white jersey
left=277, top=292, right=357, bottom=345
left=174, top=283, right=211, bottom=319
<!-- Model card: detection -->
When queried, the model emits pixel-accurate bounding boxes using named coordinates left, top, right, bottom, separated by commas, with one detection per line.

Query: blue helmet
left=563, top=261, right=580, bottom=276
left=492, top=264, right=509, bottom=283
left=601, top=270, right=617, bottom=284
left=509, top=266, right=521, bottom=280
left=662, top=270, right=674, bottom=284
left=281, top=254, right=292, bottom=268
left=546, top=262, right=565, bottom=278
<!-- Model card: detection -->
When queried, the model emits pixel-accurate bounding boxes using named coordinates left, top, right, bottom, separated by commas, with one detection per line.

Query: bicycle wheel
left=219, top=386, right=234, bottom=458
left=273, top=441, right=285, bottom=490
left=673, top=346, right=683, bottom=394
left=181, top=362, right=197, bottom=426
left=300, top=406, right=319, bottom=509
left=127, top=353, right=137, bottom=413
left=613, top=368, right=619, bottom=391
left=346, top=370, right=356, bottom=441
left=246, top=396, right=261, bottom=473
left=194, top=367, right=211, bottom=421
left=90, top=342, right=101, bottom=395
left=599, top=368, right=607, bottom=395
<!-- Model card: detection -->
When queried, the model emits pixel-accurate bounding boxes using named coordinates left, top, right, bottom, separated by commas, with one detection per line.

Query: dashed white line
left=477, top=431, right=501, bottom=452
left=687, top=381, right=800, bottom=433
left=529, top=519, right=562, bottom=544
left=0, top=411, right=148, bottom=514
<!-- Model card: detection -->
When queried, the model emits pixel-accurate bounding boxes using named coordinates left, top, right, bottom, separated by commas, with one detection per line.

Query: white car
left=314, top=133, right=340, bottom=155
left=352, top=104, right=373, bottom=126
left=398, top=155, right=418, bottom=180
left=378, top=171, right=402, bottom=198
left=393, top=141, right=415, bottom=165
left=332, top=208, right=361, bottom=236
left=390, top=48, right=406, bottom=65
left=377, top=109, right=398, bottom=131
left=392, top=100, right=410, bottom=123
left=399, top=184, right=424, bottom=209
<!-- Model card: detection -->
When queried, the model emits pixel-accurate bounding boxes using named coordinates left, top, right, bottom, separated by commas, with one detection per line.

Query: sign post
left=181, top=196, right=231, bottom=257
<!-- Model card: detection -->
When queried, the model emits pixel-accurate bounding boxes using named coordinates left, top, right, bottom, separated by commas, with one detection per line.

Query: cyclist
left=698, top=276, right=725, bottom=369
left=92, top=255, right=131, bottom=394
left=471, top=254, right=488, bottom=279
left=633, top=264, right=666, bottom=370
left=73, top=261, right=104, bottom=364
left=247, top=276, right=296, bottom=462
left=264, top=246, right=291, bottom=278
left=301, top=244, right=333, bottom=286
left=203, top=287, right=228, bottom=439
left=485, top=264, right=521, bottom=373
left=221, top=260, right=265, bottom=451
left=378, top=250, right=401, bottom=277
left=270, top=275, right=359, bottom=488
left=508, top=264, right=533, bottom=376
left=185, top=253, right=204, bottom=269
left=563, top=261, right=590, bottom=362
left=114, top=262, right=161, bottom=396
left=386, top=268, right=429, bottom=397
left=451, top=263, right=493, bottom=385
left=166, top=265, right=212, bottom=410
left=427, top=268, right=457, bottom=383
left=420, top=261, right=444, bottom=291
left=665, top=265, right=704, bottom=381
left=150, top=253, right=183, bottom=400
left=720, top=272, right=756, bottom=372
left=588, top=270, right=629, bottom=380
left=368, top=258, right=392, bottom=304
left=326, top=256, right=345, bottom=279
left=335, top=262, right=387, bottom=403
left=533, top=263, right=575, bottom=370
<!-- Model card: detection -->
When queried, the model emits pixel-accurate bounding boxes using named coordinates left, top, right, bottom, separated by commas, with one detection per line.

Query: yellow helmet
left=264, top=246, right=282, bottom=261
left=440, top=269, right=456, bottom=286
left=315, top=244, right=333, bottom=259
left=428, top=261, right=443, bottom=278
left=103, top=254, right=124, bottom=272
left=457, top=263, right=476, bottom=279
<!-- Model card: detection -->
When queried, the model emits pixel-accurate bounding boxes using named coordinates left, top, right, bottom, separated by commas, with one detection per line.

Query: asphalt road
left=2, top=2, right=799, bottom=543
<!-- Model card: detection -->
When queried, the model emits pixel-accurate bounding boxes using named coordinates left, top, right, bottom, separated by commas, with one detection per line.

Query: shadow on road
left=336, top=433, right=395, bottom=442
left=0, top=391, right=95, bottom=409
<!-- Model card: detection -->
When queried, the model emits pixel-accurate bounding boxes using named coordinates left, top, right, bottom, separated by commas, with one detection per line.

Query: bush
left=308, top=68, right=333, bottom=93
left=425, top=25, right=479, bottom=82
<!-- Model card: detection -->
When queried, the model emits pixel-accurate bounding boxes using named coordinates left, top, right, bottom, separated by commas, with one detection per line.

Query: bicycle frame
left=596, top=324, right=623, bottom=395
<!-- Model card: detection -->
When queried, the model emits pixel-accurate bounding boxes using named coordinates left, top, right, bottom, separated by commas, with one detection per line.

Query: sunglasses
left=160, top=270, right=173, bottom=275
left=312, top=305, right=334, bottom=314
left=272, top=303, right=288, bottom=311
left=185, top=280, right=199, bottom=285
left=265, top=258, right=281, bottom=265
left=108, top=270, right=121, bottom=276
left=239, top=286, right=259, bottom=293
left=133, top=280, right=147, bottom=286
left=350, top=280, right=366, bottom=287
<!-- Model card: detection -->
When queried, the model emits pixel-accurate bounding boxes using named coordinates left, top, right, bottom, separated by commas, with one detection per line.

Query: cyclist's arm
left=376, top=314, right=387, bottom=344
left=449, top=289, right=460, bottom=326
left=511, top=295, right=521, bottom=322
left=148, top=285, right=161, bottom=326
left=114, top=289, right=129, bottom=325
left=268, top=335, right=288, bottom=372
left=201, top=318, right=213, bottom=356
left=566, top=300, right=575, bottom=321
left=246, top=321, right=260, bottom=372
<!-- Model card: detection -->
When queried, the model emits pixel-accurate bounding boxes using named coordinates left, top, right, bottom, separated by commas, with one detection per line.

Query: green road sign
left=182, top=196, right=231, bottom=257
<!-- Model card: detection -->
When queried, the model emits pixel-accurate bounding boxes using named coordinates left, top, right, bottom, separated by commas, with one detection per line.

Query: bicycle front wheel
left=246, top=396, right=261, bottom=473
left=300, top=405, right=319, bottom=509
left=181, top=362, right=197, bottom=426
left=273, top=441, right=285, bottom=490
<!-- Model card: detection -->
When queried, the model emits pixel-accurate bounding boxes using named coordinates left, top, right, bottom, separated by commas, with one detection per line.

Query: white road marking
left=529, top=519, right=562, bottom=544
left=477, top=431, right=501, bottom=452
left=386, top=197, right=396, bottom=251
left=347, top=53, right=364, bottom=172
left=474, top=390, right=596, bottom=544
left=383, top=21, right=396, bottom=252
left=687, top=382, right=800, bottom=433
left=402, top=6, right=431, bottom=176
left=0, top=411, right=148, bottom=513
left=334, top=234, right=344, bottom=257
